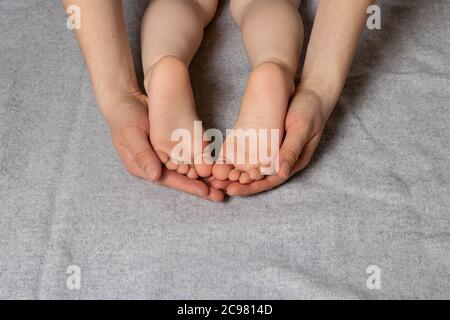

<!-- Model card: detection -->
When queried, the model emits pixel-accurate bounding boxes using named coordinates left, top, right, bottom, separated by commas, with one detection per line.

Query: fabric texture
left=0, top=0, right=449, bottom=299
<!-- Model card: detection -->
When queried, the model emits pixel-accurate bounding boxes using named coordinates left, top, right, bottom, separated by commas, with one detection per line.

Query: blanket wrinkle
left=35, top=72, right=89, bottom=299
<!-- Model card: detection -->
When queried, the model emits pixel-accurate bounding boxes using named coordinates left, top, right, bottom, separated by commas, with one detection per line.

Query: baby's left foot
left=212, top=62, right=294, bottom=183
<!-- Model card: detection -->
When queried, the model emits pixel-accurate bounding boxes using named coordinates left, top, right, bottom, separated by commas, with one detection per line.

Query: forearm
left=300, top=0, right=375, bottom=117
left=62, top=0, right=139, bottom=111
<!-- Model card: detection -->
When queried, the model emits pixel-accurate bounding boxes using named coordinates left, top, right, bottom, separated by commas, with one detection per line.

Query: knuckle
left=134, top=150, right=150, bottom=168
left=285, top=147, right=301, bottom=163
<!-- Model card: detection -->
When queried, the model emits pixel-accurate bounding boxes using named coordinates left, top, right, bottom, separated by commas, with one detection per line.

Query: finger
left=158, top=169, right=226, bottom=202
left=116, top=144, right=148, bottom=180
left=198, top=176, right=226, bottom=201
left=278, top=124, right=310, bottom=179
left=226, top=174, right=287, bottom=196
left=119, top=141, right=224, bottom=202
left=122, top=128, right=162, bottom=181
left=158, top=170, right=208, bottom=197
left=211, top=179, right=233, bottom=190
left=291, top=134, right=321, bottom=175
left=207, top=187, right=226, bottom=202
left=203, top=176, right=216, bottom=185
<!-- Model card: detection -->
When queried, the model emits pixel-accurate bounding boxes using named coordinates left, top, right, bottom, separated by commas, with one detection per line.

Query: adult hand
left=212, top=88, right=328, bottom=196
left=104, top=91, right=224, bottom=202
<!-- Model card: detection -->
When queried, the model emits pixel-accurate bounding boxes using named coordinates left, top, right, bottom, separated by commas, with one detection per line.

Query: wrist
left=298, top=76, right=343, bottom=119
left=95, top=81, right=142, bottom=111
left=97, top=88, right=148, bottom=134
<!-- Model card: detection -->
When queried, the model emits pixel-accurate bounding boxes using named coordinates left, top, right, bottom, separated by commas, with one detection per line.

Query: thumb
left=122, top=127, right=162, bottom=182
left=278, top=126, right=308, bottom=179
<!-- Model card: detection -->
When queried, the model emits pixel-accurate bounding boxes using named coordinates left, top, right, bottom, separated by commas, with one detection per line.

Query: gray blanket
left=0, top=0, right=449, bottom=299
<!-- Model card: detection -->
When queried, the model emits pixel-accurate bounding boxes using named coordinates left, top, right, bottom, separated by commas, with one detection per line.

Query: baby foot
left=145, top=56, right=212, bottom=178
left=212, top=62, right=294, bottom=184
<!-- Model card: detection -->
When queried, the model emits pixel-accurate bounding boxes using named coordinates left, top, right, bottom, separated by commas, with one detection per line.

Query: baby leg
left=141, top=0, right=218, bottom=178
left=212, top=0, right=304, bottom=183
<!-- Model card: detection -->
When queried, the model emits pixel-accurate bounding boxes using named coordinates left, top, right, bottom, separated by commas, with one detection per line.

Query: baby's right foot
left=145, top=56, right=212, bottom=178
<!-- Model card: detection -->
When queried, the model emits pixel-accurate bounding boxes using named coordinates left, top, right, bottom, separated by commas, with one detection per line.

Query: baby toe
left=249, top=168, right=263, bottom=181
left=165, top=159, right=179, bottom=171
left=194, top=152, right=213, bottom=178
left=228, top=169, right=241, bottom=182
left=177, top=163, right=190, bottom=175
left=212, top=163, right=234, bottom=181
left=156, top=151, right=169, bottom=164
left=260, top=162, right=277, bottom=176
left=196, top=163, right=213, bottom=178
left=187, top=167, right=199, bottom=179
left=239, top=172, right=252, bottom=184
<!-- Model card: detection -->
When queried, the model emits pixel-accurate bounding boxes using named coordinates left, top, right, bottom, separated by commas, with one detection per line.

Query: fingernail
left=146, top=168, right=158, bottom=181
left=281, top=161, right=291, bottom=178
